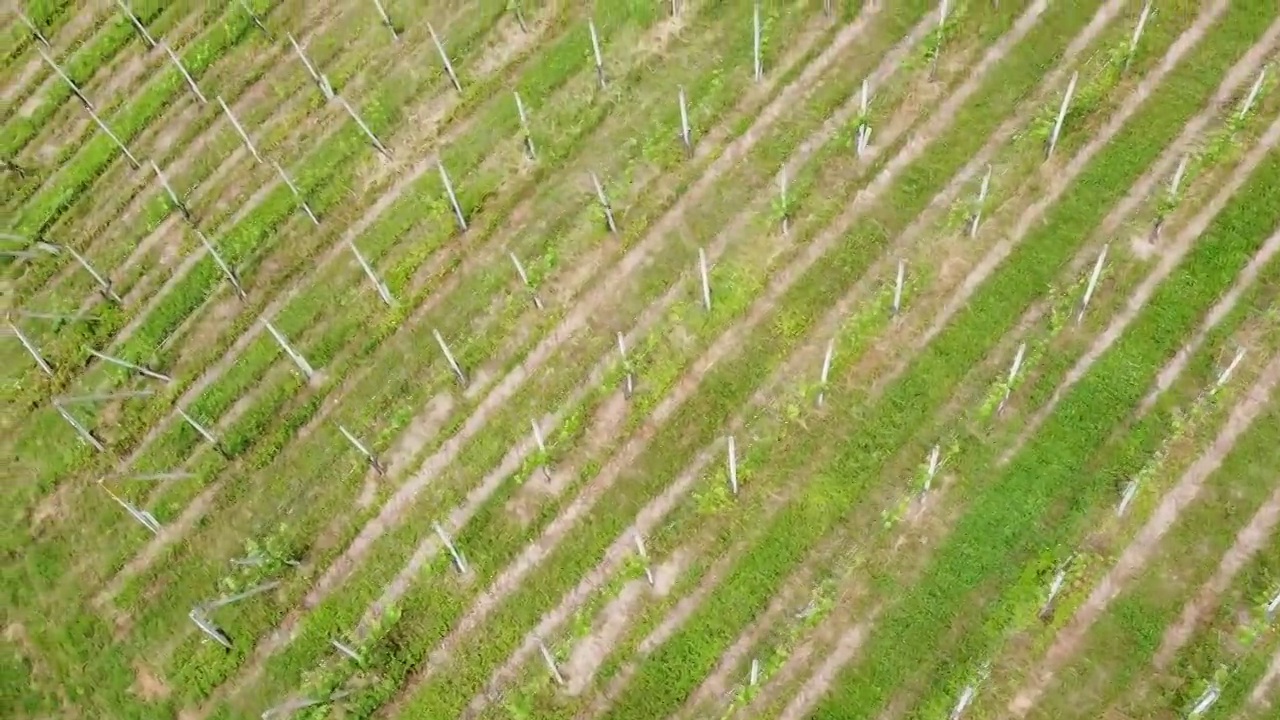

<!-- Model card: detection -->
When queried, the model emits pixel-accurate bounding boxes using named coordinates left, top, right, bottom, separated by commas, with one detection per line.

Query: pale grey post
left=55, top=402, right=104, bottom=452
left=816, top=337, right=835, bottom=407
left=339, top=424, right=386, bottom=474
left=86, top=106, right=141, bottom=168
left=162, top=41, right=206, bottom=103
left=617, top=331, right=634, bottom=398
left=892, top=259, right=906, bottom=316
left=264, top=321, right=315, bottom=379
left=37, top=47, right=94, bottom=110
left=591, top=172, right=617, bottom=234
left=530, top=418, right=552, bottom=481
left=218, top=96, right=262, bottom=162
left=509, top=252, right=543, bottom=310
left=429, top=23, right=462, bottom=93
left=824, top=0, right=833, bottom=17
left=1265, top=587, right=1278, bottom=622
left=152, top=161, right=191, bottom=221
left=931, top=0, right=949, bottom=81
left=238, top=0, right=270, bottom=36
left=1124, top=0, right=1153, bottom=72
left=204, top=580, right=280, bottom=610
left=434, top=521, right=468, bottom=573
left=178, top=406, right=223, bottom=452
left=9, top=320, right=53, bottom=375
left=116, top=0, right=156, bottom=47
left=272, top=160, right=320, bottom=225
left=750, top=658, right=760, bottom=686
left=1076, top=244, right=1108, bottom=325
left=634, top=533, right=654, bottom=586
left=753, top=2, right=762, bottom=82
left=194, top=228, right=246, bottom=300
left=1038, top=560, right=1070, bottom=619
left=347, top=240, right=394, bottom=306
left=779, top=168, right=789, bottom=235
left=924, top=444, right=941, bottom=493
left=87, top=347, right=173, bottom=382
left=1, top=250, right=40, bottom=260
left=1240, top=68, right=1266, bottom=120
left=537, top=638, right=565, bottom=685
left=589, top=20, right=606, bottom=90
left=433, top=329, right=468, bottom=386
left=1188, top=685, right=1220, bottom=718
left=1213, top=348, right=1247, bottom=393
left=727, top=435, right=738, bottom=495
left=1116, top=479, right=1139, bottom=517
left=1047, top=71, right=1078, bottom=160
left=950, top=684, right=976, bottom=720
left=996, top=342, right=1027, bottom=415
left=15, top=310, right=92, bottom=321
left=512, top=2, right=528, bottom=32
left=438, top=160, right=467, bottom=231
left=189, top=609, right=233, bottom=649
left=698, top=248, right=712, bottom=312
left=57, top=390, right=155, bottom=405
left=20, top=12, right=49, bottom=47
left=118, top=471, right=194, bottom=482
left=678, top=86, right=692, bottom=156
left=331, top=638, right=362, bottom=662
left=338, top=96, right=391, bottom=158
left=514, top=91, right=536, bottom=160
left=856, top=79, right=871, bottom=156
left=372, top=0, right=398, bottom=40
left=287, top=32, right=322, bottom=87
left=101, top=483, right=161, bottom=533
left=670, top=0, right=681, bottom=17
left=66, top=245, right=122, bottom=303
left=969, top=164, right=991, bottom=238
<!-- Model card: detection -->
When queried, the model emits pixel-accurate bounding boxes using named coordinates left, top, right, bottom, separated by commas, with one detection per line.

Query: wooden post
left=817, top=337, right=835, bottom=407
left=55, top=402, right=105, bottom=452
left=727, top=435, right=738, bottom=496
left=514, top=91, right=536, bottom=160
left=372, top=0, right=398, bottom=41
left=530, top=419, right=552, bottom=481
left=1239, top=67, right=1266, bottom=120
left=1214, top=348, right=1246, bottom=392
left=1116, top=479, right=1139, bottom=517
left=37, top=47, right=94, bottom=110
left=161, top=41, right=206, bottom=103
left=218, top=96, right=262, bottom=163
left=264, top=321, right=315, bottom=379
left=591, top=172, right=618, bottom=234
left=338, top=96, right=391, bottom=158
left=1076, top=243, right=1108, bottom=324
left=9, top=320, right=53, bottom=376
left=1124, top=0, right=1153, bottom=72
left=617, top=331, right=634, bottom=398
left=537, top=637, right=565, bottom=685
left=66, top=245, right=122, bottom=303
left=996, top=342, right=1027, bottom=415
left=347, top=240, right=394, bottom=306
left=429, top=22, right=462, bottom=93
left=434, top=521, right=468, bottom=573
left=193, top=228, right=246, bottom=301
left=438, top=160, right=467, bottom=231
left=339, top=424, right=385, bottom=474
left=678, top=86, right=692, bottom=156
left=237, top=0, right=271, bottom=36
left=589, top=20, right=607, bottom=90
left=85, top=105, right=141, bottom=168
left=19, top=11, right=50, bottom=47
left=87, top=347, right=172, bottom=382
left=509, top=252, right=543, bottom=310
left=272, top=160, right=320, bottom=225
left=753, top=2, right=762, bottom=82
left=698, top=248, right=712, bottom=312
left=1047, top=71, right=1079, bottom=160
left=152, top=161, right=191, bottom=221
left=969, top=164, right=992, bottom=239
left=116, top=0, right=156, bottom=47
left=433, top=329, right=468, bottom=387
left=892, top=259, right=906, bottom=316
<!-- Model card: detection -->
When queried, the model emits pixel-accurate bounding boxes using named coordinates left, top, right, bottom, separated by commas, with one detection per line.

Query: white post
left=856, top=79, right=871, bottom=156
left=1039, top=561, right=1069, bottom=618
left=272, top=160, right=320, bottom=225
left=1188, top=685, right=1220, bottom=718
left=152, top=161, right=190, bottom=220
left=56, top=390, right=155, bottom=405
left=37, top=47, right=93, bottom=110
left=1125, top=0, right=1153, bottom=71
left=591, top=172, right=617, bottom=234
left=1239, top=67, right=1266, bottom=120
left=514, top=91, right=536, bottom=160
left=115, top=0, right=155, bottom=47
left=287, top=32, right=321, bottom=86
left=698, top=247, right=712, bottom=312
left=101, top=483, right=161, bottom=533
left=970, top=164, right=992, bottom=238
left=331, top=638, right=362, bottom=662
left=264, top=321, right=315, bottom=379
left=434, top=521, right=468, bottom=574
left=438, top=160, right=467, bottom=231
left=1265, top=587, right=1278, bottom=621
left=727, top=435, right=739, bottom=496
left=997, top=342, right=1028, bottom=415
left=950, top=684, right=975, bottom=720
left=509, top=252, right=543, bottom=310
left=931, top=0, right=949, bottom=80
left=178, top=406, right=222, bottom=449
left=372, top=0, right=398, bottom=41
left=635, top=533, right=654, bottom=586
left=86, top=106, right=141, bottom=168
left=1077, top=243, right=1108, bottom=324
left=537, top=638, right=565, bottom=685
left=19, top=12, right=49, bottom=47
left=925, top=444, right=941, bottom=492
left=347, top=241, right=393, bottom=306
left=118, top=471, right=195, bottom=482
left=238, top=0, right=270, bottom=35
left=1214, top=348, right=1247, bottom=392
left=218, top=96, right=262, bottom=163
left=817, top=336, right=835, bottom=407
left=433, top=329, right=468, bottom=387
left=1117, top=479, right=1139, bottom=517
left=66, top=245, right=122, bottom=303
left=338, top=96, right=391, bottom=158
left=161, top=41, right=206, bottom=103
left=9, top=320, right=53, bottom=375
left=194, top=229, right=245, bottom=300
left=589, top=20, right=606, bottom=90
left=55, top=402, right=104, bottom=452
left=618, top=331, right=634, bottom=398
left=753, top=2, right=762, bottom=82
left=530, top=418, right=552, bottom=481
left=750, top=657, right=761, bottom=686
left=189, top=609, right=233, bottom=649
left=892, top=259, right=906, bottom=316
left=678, top=85, right=692, bottom=155
left=779, top=168, right=789, bottom=235
left=204, top=580, right=280, bottom=610
left=1047, top=71, right=1079, bottom=160
left=428, top=22, right=462, bottom=93
left=339, top=424, right=385, bottom=474
left=87, top=347, right=172, bottom=382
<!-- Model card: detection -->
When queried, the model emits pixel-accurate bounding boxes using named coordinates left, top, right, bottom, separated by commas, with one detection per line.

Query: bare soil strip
left=1249, top=644, right=1280, bottom=709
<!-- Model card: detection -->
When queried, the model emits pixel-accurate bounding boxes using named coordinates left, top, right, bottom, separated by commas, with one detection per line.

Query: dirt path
left=1154, top=482, right=1280, bottom=668
left=1140, top=230, right=1280, bottom=416
left=1249, top=644, right=1280, bottom=709
left=1008, top=350, right=1280, bottom=717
